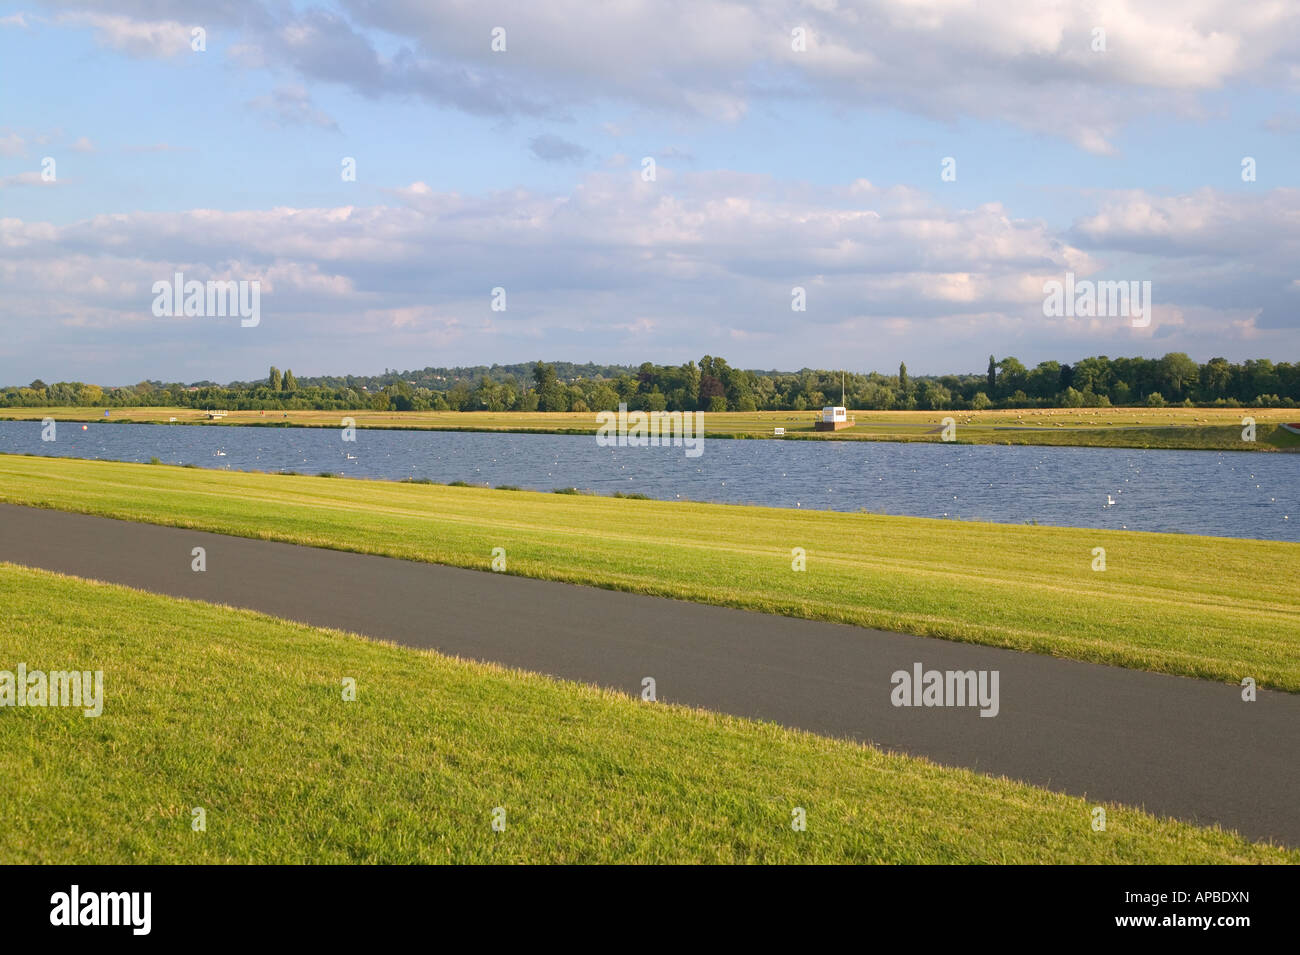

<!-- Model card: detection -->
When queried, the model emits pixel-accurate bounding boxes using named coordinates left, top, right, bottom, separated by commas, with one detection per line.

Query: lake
left=2, top=420, right=1296, bottom=541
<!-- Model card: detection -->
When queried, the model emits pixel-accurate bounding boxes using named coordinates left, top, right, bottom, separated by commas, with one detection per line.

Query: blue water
left=2, top=420, right=1296, bottom=541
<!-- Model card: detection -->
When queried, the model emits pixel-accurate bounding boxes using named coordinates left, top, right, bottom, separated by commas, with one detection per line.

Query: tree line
left=4, top=353, right=1297, bottom=412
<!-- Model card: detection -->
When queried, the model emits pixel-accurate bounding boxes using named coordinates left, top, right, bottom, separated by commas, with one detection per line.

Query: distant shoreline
left=2, top=406, right=1297, bottom=452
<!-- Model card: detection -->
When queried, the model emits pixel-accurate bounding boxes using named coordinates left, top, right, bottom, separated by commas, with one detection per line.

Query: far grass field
left=1, top=563, right=1290, bottom=864
left=8, top=405, right=1299, bottom=451
left=2, top=454, right=1297, bottom=691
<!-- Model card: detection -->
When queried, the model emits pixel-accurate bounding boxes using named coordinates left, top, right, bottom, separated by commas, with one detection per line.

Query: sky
left=1, top=0, right=1297, bottom=385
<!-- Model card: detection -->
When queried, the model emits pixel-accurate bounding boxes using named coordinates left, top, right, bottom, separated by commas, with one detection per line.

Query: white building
left=815, top=405, right=853, bottom=432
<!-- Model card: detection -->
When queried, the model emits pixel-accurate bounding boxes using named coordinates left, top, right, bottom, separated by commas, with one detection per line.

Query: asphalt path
left=2, top=502, right=1296, bottom=846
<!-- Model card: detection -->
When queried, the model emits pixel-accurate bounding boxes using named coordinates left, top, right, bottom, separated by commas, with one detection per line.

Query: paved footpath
left=2, top=502, right=1296, bottom=846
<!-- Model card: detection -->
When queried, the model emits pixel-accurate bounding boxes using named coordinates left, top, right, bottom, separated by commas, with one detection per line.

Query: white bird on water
left=1106, top=495, right=1115, bottom=506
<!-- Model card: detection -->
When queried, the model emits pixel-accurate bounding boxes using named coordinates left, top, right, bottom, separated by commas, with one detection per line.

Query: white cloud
left=56, top=11, right=194, bottom=59
left=246, top=85, right=339, bottom=130
left=323, top=0, right=1300, bottom=151
left=3, top=152, right=1298, bottom=376
left=0, top=130, right=26, bottom=157
left=40, top=1, right=1300, bottom=150
left=0, top=171, right=56, bottom=188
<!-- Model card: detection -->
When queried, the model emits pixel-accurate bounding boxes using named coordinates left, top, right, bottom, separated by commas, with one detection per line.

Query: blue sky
left=2, top=1, right=1297, bottom=384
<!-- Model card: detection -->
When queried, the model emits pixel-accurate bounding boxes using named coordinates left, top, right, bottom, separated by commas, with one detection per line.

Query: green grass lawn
left=7, top=405, right=1297, bottom=451
left=2, top=454, right=1298, bottom=691
left=1, top=563, right=1290, bottom=864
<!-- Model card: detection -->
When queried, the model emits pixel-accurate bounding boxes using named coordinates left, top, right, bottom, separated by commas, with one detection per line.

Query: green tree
left=283, top=369, right=297, bottom=392
left=1027, top=361, right=1061, bottom=400
left=445, top=381, right=472, bottom=411
left=986, top=355, right=996, bottom=395
left=996, top=357, right=1028, bottom=398
left=1200, top=357, right=1232, bottom=399
left=532, top=361, right=558, bottom=392
left=917, top=381, right=951, bottom=410
left=1156, top=352, right=1198, bottom=401
left=78, top=384, right=104, bottom=405
left=386, top=379, right=414, bottom=411
left=268, top=366, right=282, bottom=391
left=1061, top=386, right=1085, bottom=408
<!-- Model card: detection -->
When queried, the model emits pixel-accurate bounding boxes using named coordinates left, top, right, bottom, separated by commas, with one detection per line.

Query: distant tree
left=539, top=383, right=569, bottom=412
left=1027, top=361, right=1061, bottom=400
left=446, top=380, right=472, bottom=411
left=532, top=363, right=569, bottom=411
left=269, top=366, right=282, bottom=391
left=584, top=381, right=620, bottom=411
left=613, top=374, right=638, bottom=401
left=996, top=357, right=1028, bottom=398
left=970, top=391, right=992, bottom=410
left=1061, top=386, right=1085, bottom=408
left=1200, top=357, right=1232, bottom=399
left=986, top=355, right=996, bottom=395
left=898, top=362, right=910, bottom=398
left=698, top=372, right=725, bottom=411
left=680, top=361, right=700, bottom=409
left=532, top=361, right=558, bottom=392
left=917, top=381, right=951, bottom=410
left=471, top=376, right=499, bottom=411
left=1071, top=356, right=1112, bottom=395
left=1156, top=352, right=1198, bottom=401
left=283, top=369, right=297, bottom=392
left=386, top=379, right=413, bottom=411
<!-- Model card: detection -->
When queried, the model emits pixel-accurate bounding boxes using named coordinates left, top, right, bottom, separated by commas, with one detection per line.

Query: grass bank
left=2, top=454, right=1297, bottom=691
left=1, top=563, right=1289, bottom=864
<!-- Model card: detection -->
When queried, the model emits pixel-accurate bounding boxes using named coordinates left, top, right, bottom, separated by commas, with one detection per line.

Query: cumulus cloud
left=234, top=7, right=559, bottom=117
left=55, top=11, right=194, bottom=58
left=35, top=1, right=1300, bottom=149
left=327, top=0, right=1300, bottom=151
left=6, top=168, right=1296, bottom=380
left=1072, top=187, right=1300, bottom=329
